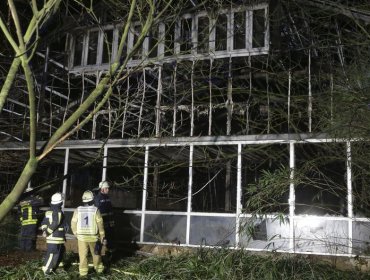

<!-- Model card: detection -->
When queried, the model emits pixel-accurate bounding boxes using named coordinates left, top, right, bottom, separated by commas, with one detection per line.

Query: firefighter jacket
left=71, top=205, right=105, bottom=242
left=18, top=195, right=43, bottom=226
left=41, top=204, right=66, bottom=244
left=94, top=192, right=114, bottom=228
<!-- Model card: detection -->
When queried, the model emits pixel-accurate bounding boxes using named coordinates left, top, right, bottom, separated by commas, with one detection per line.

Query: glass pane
left=352, top=221, right=370, bottom=255
left=144, top=214, right=187, bottom=244
left=352, top=142, right=370, bottom=217
left=197, top=16, right=209, bottom=53
left=147, top=147, right=189, bottom=211
left=73, top=32, right=84, bottom=66
left=252, top=9, right=266, bottom=48
left=240, top=217, right=290, bottom=251
left=234, top=12, right=246, bottom=49
left=65, top=149, right=103, bottom=207
left=119, top=213, right=141, bottom=243
left=180, top=17, right=192, bottom=54
left=295, top=143, right=347, bottom=216
left=192, top=145, right=237, bottom=213
left=190, top=216, right=235, bottom=246
left=215, top=14, right=228, bottom=51
left=87, top=31, right=99, bottom=65
left=106, top=147, right=145, bottom=210
left=102, top=29, right=114, bottom=64
left=294, top=218, right=349, bottom=254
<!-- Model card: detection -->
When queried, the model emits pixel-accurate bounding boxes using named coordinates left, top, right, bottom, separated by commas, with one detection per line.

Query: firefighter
left=41, top=192, right=66, bottom=275
left=71, top=190, right=105, bottom=277
left=18, top=184, right=43, bottom=251
left=94, top=181, right=115, bottom=262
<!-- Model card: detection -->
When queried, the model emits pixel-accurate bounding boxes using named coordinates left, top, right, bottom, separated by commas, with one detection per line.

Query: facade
left=1, top=0, right=370, bottom=256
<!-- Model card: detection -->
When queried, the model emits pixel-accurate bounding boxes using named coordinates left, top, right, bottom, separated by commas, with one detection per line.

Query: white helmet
left=99, top=181, right=110, bottom=189
left=25, top=182, right=33, bottom=193
left=82, top=190, right=94, bottom=203
left=51, top=192, right=64, bottom=205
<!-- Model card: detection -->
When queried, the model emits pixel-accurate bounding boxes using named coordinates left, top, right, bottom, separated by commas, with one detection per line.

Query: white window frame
left=69, top=3, right=270, bottom=71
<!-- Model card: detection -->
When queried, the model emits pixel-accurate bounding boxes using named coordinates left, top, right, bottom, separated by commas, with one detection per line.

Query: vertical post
left=289, top=142, right=295, bottom=252
left=266, top=72, right=270, bottom=133
left=172, top=63, right=177, bottom=137
left=190, top=61, right=195, bottom=137
left=347, top=141, right=353, bottom=255
left=102, top=145, right=108, bottom=181
left=186, top=144, right=194, bottom=245
left=62, top=148, right=69, bottom=209
left=155, top=66, right=162, bottom=137
left=235, top=144, right=242, bottom=247
left=226, top=56, right=233, bottom=136
left=138, top=68, right=146, bottom=137
left=121, top=75, right=130, bottom=137
left=140, top=146, right=149, bottom=243
left=308, top=49, right=312, bottom=133
left=288, top=70, right=291, bottom=131
left=208, top=59, right=213, bottom=136
left=330, top=73, right=333, bottom=124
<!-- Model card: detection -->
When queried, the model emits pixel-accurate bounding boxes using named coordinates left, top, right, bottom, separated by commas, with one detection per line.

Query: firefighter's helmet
left=82, top=190, right=94, bottom=203
left=99, top=181, right=110, bottom=189
left=51, top=192, right=64, bottom=205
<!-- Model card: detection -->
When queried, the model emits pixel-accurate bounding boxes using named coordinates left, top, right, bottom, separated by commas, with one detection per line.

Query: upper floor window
left=69, top=4, right=269, bottom=70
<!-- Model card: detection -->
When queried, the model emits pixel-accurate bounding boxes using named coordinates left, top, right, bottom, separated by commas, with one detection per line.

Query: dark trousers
left=19, top=224, right=37, bottom=251
left=42, top=243, right=65, bottom=274
left=104, top=225, right=115, bottom=250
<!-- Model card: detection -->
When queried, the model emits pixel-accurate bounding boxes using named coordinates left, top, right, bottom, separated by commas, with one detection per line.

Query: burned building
left=1, top=0, right=370, bottom=256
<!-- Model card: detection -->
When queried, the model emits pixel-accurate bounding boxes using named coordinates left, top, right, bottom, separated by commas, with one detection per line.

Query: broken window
left=0, top=150, right=29, bottom=194
left=215, top=13, right=228, bottom=51
left=87, top=31, right=99, bottom=65
left=164, top=22, right=175, bottom=56
left=242, top=144, right=289, bottom=214
left=197, top=16, right=209, bottom=54
left=146, top=147, right=189, bottom=211
left=295, top=143, right=347, bottom=216
left=106, top=147, right=144, bottom=210
left=117, top=25, right=128, bottom=62
left=102, top=29, right=114, bottom=64
left=65, top=149, right=103, bottom=207
left=131, top=24, right=142, bottom=60
left=252, top=9, right=266, bottom=48
left=148, top=26, right=159, bottom=58
left=234, top=11, right=246, bottom=49
left=180, top=17, right=193, bottom=54
left=32, top=149, right=66, bottom=205
left=192, top=145, right=237, bottom=213
left=73, top=32, right=84, bottom=67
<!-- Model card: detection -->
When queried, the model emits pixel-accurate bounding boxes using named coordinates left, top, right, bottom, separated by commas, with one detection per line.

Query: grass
left=1, top=248, right=370, bottom=280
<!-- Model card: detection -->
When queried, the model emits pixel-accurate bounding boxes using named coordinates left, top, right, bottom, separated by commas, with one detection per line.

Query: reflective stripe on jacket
left=41, top=207, right=66, bottom=244
left=18, top=195, right=43, bottom=226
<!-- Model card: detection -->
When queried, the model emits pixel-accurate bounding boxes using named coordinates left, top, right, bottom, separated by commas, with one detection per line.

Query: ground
left=0, top=250, right=44, bottom=267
